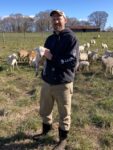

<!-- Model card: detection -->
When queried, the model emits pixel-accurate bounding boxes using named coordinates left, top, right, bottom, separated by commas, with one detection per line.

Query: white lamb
left=79, top=45, right=85, bottom=52
left=90, top=39, right=96, bottom=45
left=34, top=46, right=48, bottom=76
left=80, top=52, right=88, bottom=61
left=101, top=55, right=113, bottom=75
left=84, top=42, right=90, bottom=49
left=7, top=53, right=19, bottom=71
left=102, top=43, right=108, bottom=49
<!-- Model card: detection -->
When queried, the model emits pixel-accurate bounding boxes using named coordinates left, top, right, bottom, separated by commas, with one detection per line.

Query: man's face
left=51, top=13, right=67, bottom=32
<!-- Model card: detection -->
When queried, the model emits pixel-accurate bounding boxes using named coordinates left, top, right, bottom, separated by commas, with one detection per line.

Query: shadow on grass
left=0, top=66, right=4, bottom=72
left=0, top=132, right=57, bottom=150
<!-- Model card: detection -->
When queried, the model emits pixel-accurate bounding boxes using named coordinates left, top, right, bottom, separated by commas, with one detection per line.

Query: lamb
left=102, top=43, right=108, bottom=49
left=90, top=39, right=96, bottom=45
left=93, top=34, right=101, bottom=39
left=79, top=60, right=90, bottom=72
left=104, top=50, right=113, bottom=57
left=34, top=46, right=48, bottom=76
left=101, top=55, right=113, bottom=75
left=88, top=50, right=98, bottom=62
left=28, top=50, right=37, bottom=66
left=80, top=52, right=88, bottom=61
left=97, top=34, right=100, bottom=38
left=84, top=42, right=90, bottom=49
left=7, top=53, right=19, bottom=71
left=79, top=45, right=85, bottom=52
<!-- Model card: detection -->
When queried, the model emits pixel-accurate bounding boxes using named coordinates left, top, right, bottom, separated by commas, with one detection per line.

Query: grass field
left=0, top=32, right=113, bottom=150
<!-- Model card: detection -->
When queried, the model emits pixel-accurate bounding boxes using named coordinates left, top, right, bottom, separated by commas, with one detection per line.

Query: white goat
left=7, top=53, right=19, bottom=71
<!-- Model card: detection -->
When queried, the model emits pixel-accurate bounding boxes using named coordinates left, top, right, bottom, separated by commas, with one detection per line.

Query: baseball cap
left=50, top=10, right=66, bottom=18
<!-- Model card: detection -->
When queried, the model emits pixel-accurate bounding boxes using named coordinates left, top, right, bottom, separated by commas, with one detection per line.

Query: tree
left=106, top=26, right=113, bottom=32
left=34, top=10, right=51, bottom=32
left=66, top=17, right=79, bottom=27
left=88, top=11, right=108, bottom=30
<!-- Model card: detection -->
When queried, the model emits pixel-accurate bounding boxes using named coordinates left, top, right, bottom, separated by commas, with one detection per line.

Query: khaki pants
left=39, top=81, right=73, bottom=131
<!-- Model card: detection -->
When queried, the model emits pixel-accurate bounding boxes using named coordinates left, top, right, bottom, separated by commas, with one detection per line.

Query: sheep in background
left=79, top=45, right=85, bottom=53
left=80, top=52, right=88, bottom=61
left=93, top=34, right=100, bottom=39
left=84, top=42, right=90, bottom=49
left=97, top=34, right=100, bottom=38
left=90, top=39, right=96, bottom=45
left=78, top=60, right=90, bottom=72
left=104, top=50, right=113, bottom=57
left=101, top=55, right=113, bottom=75
left=88, top=50, right=99, bottom=62
left=7, top=53, right=19, bottom=71
left=102, top=43, right=108, bottom=49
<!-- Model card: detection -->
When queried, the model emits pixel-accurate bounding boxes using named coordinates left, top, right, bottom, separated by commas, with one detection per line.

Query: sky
left=0, top=0, right=113, bottom=28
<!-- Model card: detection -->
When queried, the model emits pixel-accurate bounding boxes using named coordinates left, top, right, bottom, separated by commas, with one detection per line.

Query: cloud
left=79, top=18, right=88, bottom=21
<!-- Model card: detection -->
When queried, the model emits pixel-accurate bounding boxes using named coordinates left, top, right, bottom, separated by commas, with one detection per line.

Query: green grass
left=0, top=32, right=113, bottom=150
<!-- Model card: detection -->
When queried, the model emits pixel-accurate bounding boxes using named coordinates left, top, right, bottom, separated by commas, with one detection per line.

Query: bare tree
left=106, top=26, right=113, bottom=32
left=88, top=11, right=108, bottom=30
left=34, top=10, right=51, bottom=32
left=66, top=17, right=79, bottom=27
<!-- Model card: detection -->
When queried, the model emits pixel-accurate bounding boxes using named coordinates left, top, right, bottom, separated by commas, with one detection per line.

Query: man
left=33, top=10, right=79, bottom=150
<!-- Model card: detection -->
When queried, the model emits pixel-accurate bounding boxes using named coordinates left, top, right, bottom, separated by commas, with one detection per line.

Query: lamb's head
left=12, top=53, right=18, bottom=59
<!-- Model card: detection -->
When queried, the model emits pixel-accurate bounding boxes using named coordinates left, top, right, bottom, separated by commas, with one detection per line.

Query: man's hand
left=44, top=49, right=53, bottom=60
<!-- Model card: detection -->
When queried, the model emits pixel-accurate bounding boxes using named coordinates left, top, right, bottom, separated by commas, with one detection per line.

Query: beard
left=53, top=25, right=63, bottom=32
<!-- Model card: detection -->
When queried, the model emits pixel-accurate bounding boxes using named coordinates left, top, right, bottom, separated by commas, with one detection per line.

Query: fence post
left=2, top=32, right=5, bottom=47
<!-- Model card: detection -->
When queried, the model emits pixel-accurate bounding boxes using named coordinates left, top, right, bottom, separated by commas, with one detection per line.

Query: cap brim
left=50, top=10, right=65, bottom=17
left=50, top=10, right=63, bottom=17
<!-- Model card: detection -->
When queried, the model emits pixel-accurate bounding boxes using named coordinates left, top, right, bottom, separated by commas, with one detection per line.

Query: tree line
left=0, top=10, right=111, bottom=32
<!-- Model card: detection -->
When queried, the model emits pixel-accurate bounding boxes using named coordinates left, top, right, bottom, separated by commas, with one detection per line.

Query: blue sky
left=0, top=0, right=113, bottom=28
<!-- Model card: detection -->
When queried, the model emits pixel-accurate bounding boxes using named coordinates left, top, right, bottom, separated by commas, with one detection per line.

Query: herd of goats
left=5, top=35, right=113, bottom=77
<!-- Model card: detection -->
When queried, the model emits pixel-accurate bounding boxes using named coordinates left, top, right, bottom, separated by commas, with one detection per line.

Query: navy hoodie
left=42, top=28, right=79, bottom=85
